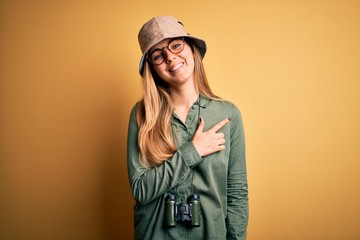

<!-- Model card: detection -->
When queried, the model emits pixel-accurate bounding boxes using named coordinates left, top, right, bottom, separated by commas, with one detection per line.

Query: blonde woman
left=127, top=16, right=248, bottom=239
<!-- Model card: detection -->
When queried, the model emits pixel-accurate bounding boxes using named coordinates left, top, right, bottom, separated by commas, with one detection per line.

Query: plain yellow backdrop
left=1, top=1, right=359, bottom=239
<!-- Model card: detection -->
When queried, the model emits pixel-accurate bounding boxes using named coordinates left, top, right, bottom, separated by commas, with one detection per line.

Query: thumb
left=195, top=117, right=205, bottom=133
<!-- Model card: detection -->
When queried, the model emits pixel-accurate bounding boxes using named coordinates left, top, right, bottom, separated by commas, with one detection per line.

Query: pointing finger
left=209, top=117, right=232, bottom=133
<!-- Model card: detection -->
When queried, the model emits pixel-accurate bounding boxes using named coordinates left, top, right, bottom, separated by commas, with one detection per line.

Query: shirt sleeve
left=127, top=105, right=203, bottom=205
left=226, top=106, right=249, bottom=240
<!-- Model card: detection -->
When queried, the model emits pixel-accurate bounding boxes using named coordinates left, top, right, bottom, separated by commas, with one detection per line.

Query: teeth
left=170, top=63, right=183, bottom=72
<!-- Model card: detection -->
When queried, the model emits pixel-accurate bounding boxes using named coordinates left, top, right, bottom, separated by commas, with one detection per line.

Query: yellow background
left=1, top=1, right=359, bottom=239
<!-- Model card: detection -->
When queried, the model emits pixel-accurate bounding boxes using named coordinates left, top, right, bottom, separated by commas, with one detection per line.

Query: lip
left=169, top=63, right=184, bottom=72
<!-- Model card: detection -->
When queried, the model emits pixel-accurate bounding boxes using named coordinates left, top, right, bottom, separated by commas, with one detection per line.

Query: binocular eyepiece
left=164, top=194, right=201, bottom=227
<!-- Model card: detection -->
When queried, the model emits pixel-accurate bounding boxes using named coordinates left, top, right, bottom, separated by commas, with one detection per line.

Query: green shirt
left=127, top=95, right=248, bottom=239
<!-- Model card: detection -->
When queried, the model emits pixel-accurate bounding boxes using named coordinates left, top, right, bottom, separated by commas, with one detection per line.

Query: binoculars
left=164, top=194, right=201, bottom=227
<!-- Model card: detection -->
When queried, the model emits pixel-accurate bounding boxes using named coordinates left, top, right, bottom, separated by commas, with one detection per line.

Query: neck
left=169, top=84, right=199, bottom=108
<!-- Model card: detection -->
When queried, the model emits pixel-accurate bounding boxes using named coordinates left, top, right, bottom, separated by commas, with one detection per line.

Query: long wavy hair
left=136, top=39, right=220, bottom=167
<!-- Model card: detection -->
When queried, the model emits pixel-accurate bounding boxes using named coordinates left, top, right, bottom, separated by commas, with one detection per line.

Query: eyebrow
left=149, top=39, right=173, bottom=53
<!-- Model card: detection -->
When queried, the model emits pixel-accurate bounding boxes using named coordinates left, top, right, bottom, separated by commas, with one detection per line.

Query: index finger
left=209, top=117, right=231, bottom=133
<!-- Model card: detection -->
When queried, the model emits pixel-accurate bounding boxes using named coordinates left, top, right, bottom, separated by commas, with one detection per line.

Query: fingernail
left=228, top=117, right=232, bottom=121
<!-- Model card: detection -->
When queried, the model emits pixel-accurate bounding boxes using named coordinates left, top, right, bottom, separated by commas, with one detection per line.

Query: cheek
left=187, top=55, right=195, bottom=72
left=153, top=65, right=166, bottom=77
left=186, top=48, right=195, bottom=66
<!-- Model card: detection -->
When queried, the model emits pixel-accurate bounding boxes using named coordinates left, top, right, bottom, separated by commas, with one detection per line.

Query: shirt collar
left=197, top=93, right=211, bottom=108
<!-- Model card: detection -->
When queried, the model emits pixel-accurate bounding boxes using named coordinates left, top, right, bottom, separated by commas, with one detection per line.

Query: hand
left=192, top=117, right=231, bottom=157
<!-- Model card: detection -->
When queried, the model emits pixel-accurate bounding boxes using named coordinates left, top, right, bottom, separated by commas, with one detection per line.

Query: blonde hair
left=136, top=42, right=220, bottom=167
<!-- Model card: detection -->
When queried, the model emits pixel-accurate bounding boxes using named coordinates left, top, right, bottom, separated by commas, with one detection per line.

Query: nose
left=164, top=48, right=177, bottom=63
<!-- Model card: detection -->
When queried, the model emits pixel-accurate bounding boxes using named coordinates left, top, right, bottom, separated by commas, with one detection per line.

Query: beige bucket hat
left=138, top=16, right=207, bottom=75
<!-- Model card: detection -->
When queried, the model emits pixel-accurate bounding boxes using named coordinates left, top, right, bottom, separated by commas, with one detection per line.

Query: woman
left=127, top=16, right=248, bottom=239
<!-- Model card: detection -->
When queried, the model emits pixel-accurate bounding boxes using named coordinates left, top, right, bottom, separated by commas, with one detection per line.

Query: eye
left=151, top=50, right=164, bottom=62
left=171, top=42, right=182, bottom=50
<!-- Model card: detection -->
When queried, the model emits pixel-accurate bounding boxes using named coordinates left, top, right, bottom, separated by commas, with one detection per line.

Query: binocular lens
left=164, top=194, right=201, bottom=227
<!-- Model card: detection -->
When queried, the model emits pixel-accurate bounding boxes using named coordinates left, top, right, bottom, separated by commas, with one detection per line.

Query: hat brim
left=139, top=36, right=206, bottom=76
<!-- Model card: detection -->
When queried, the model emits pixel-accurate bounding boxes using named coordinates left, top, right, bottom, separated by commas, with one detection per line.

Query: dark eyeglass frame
left=147, top=38, right=185, bottom=65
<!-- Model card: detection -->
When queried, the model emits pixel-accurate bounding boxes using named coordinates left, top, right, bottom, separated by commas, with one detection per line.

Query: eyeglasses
left=148, top=38, right=185, bottom=65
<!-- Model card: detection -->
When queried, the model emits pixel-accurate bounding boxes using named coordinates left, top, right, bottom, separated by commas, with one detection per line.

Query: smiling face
left=149, top=38, right=195, bottom=88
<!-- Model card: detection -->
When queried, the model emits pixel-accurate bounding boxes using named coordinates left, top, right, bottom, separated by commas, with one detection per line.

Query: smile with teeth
left=169, top=63, right=184, bottom=72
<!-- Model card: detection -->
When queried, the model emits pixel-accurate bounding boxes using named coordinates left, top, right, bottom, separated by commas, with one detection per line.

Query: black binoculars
left=164, top=194, right=201, bottom=227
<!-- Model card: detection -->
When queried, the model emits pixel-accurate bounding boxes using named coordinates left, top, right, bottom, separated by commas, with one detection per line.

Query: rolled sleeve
left=178, top=141, right=203, bottom=167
